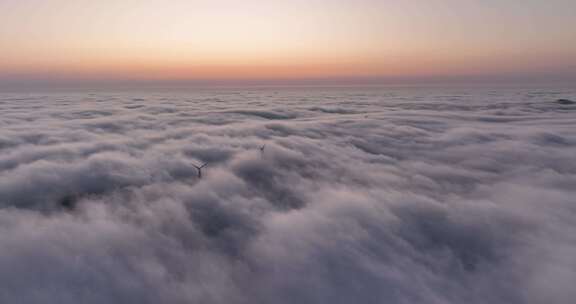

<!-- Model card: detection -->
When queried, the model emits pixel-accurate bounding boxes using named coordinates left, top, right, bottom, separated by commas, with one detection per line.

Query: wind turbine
left=259, top=145, right=266, bottom=156
left=192, top=163, right=208, bottom=179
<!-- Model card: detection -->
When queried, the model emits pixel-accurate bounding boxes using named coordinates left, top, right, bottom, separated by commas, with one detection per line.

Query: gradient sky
left=1, top=0, right=575, bottom=85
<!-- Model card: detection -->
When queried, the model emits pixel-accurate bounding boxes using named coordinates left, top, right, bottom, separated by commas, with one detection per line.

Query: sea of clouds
left=0, top=87, right=575, bottom=304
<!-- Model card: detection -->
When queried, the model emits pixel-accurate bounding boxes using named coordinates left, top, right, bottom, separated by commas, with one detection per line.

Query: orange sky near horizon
left=1, top=0, right=575, bottom=84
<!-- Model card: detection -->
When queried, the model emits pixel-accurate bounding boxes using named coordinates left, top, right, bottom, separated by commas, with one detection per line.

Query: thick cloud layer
left=0, top=87, right=575, bottom=303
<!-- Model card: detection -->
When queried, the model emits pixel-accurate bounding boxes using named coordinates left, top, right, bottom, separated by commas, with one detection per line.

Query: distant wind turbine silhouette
left=192, top=162, right=208, bottom=179
left=259, top=145, right=266, bottom=156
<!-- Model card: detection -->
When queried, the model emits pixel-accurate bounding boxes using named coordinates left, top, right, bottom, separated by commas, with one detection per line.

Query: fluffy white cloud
left=0, top=88, right=575, bottom=303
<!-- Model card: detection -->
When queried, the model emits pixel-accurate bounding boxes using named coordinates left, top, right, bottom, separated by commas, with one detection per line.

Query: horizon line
left=1, top=73, right=575, bottom=91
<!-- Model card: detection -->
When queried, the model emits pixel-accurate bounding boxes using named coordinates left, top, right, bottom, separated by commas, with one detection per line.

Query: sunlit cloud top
left=1, top=0, right=575, bottom=85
